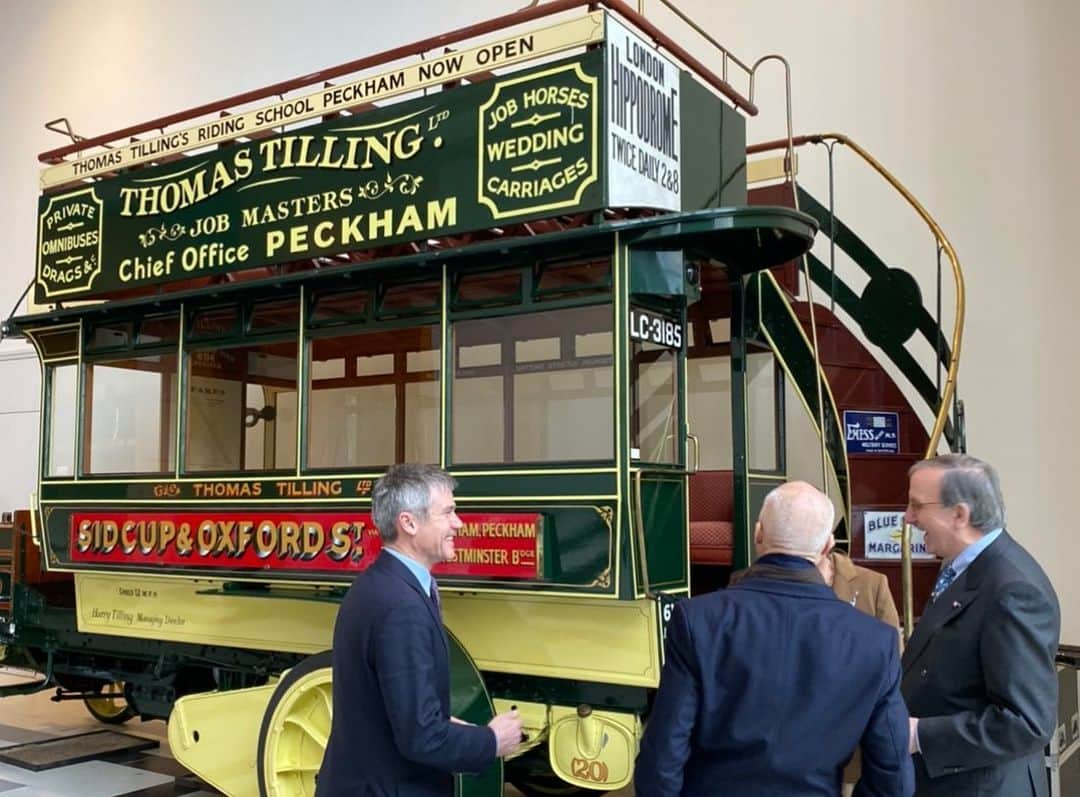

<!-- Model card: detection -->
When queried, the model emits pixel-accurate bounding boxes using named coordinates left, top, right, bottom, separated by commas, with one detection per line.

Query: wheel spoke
left=283, top=714, right=328, bottom=749
left=316, top=684, right=332, bottom=719
left=274, top=761, right=321, bottom=775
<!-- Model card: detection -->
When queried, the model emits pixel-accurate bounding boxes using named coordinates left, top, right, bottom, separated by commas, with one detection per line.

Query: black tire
left=256, top=651, right=333, bottom=797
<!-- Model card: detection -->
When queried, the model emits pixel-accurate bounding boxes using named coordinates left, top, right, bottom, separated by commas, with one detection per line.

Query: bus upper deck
left=0, top=3, right=967, bottom=794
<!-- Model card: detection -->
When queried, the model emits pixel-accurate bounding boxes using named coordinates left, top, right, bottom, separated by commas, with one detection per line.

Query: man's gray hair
left=371, top=464, right=456, bottom=543
left=909, top=454, right=1005, bottom=532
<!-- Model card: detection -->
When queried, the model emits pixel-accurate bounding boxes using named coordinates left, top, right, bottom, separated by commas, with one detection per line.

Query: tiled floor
left=0, top=669, right=220, bottom=797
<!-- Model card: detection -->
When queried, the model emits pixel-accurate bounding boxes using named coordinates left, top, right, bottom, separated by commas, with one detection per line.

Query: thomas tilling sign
left=35, top=13, right=744, bottom=302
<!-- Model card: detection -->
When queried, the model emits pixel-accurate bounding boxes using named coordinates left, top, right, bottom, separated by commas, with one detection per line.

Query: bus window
left=631, top=339, right=679, bottom=464
left=185, top=341, right=298, bottom=472
left=84, top=354, right=177, bottom=474
left=747, top=352, right=780, bottom=472
left=452, top=304, right=613, bottom=464
left=46, top=364, right=77, bottom=477
left=687, top=355, right=732, bottom=469
left=307, top=325, right=439, bottom=469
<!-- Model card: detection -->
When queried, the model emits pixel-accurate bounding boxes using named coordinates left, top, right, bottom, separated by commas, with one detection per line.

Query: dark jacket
left=636, top=554, right=914, bottom=797
left=902, top=531, right=1060, bottom=797
left=316, top=553, right=495, bottom=796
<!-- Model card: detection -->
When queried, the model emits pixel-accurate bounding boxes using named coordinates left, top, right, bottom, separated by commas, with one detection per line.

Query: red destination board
left=70, top=511, right=541, bottom=579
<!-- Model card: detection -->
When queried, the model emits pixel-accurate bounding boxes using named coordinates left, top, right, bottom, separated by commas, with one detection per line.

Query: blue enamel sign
left=843, top=410, right=900, bottom=454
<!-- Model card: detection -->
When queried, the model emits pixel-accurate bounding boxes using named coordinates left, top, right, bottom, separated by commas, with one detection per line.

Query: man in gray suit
left=902, top=454, right=1060, bottom=796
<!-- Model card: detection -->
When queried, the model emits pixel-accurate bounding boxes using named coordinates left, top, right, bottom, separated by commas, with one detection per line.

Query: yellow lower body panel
left=443, top=593, right=662, bottom=688
left=75, top=574, right=663, bottom=689
left=168, top=682, right=278, bottom=797
left=74, top=573, right=336, bottom=653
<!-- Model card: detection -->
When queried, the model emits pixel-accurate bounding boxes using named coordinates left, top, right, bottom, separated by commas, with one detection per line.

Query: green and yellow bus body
left=1, top=5, right=825, bottom=795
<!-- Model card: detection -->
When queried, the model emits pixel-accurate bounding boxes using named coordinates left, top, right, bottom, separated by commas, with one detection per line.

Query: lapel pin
left=952, top=601, right=962, bottom=608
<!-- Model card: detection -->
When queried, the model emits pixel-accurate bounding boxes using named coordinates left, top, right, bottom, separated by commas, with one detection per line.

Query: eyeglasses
left=906, top=499, right=943, bottom=512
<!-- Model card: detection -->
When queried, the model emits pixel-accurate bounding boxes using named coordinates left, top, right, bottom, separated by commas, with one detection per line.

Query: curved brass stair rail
left=747, top=133, right=965, bottom=638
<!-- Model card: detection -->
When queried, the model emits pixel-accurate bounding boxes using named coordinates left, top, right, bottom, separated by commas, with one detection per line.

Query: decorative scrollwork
left=137, top=223, right=186, bottom=248
left=589, top=567, right=612, bottom=588
left=594, top=506, right=614, bottom=530
left=357, top=172, right=425, bottom=200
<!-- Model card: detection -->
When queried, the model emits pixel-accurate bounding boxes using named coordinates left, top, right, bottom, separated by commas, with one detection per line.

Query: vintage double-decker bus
left=0, top=2, right=964, bottom=795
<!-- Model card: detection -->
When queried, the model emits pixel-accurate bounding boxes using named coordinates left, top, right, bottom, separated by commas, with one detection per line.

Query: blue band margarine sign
left=843, top=410, right=899, bottom=455
left=862, top=511, right=934, bottom=560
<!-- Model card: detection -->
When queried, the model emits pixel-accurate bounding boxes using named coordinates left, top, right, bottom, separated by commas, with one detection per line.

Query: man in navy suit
left=902, top=455, right=1059, bottom=796
left=316, top=464, right=522, bottom=796
left=636, top=481, right=913, bottom=797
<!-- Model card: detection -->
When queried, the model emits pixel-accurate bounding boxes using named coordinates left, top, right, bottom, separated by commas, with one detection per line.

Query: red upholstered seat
left=689, top=470, right=735, bottom=565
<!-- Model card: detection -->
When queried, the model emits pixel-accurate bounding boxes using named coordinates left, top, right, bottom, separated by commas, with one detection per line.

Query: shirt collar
left=947, top=527, right=1002, bottom=578
left=383, top=547, right=432, bottom=594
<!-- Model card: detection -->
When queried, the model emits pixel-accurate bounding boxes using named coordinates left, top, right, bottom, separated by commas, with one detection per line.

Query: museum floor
left=0, top=669, right=634, bottom=797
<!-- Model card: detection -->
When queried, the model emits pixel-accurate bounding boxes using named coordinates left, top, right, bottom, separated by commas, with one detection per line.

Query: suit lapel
left=374, top=553, right=448, bottom=643
left=902, top=532, right=1011, bottom=671
left=903, top=572, right=978, bottom=670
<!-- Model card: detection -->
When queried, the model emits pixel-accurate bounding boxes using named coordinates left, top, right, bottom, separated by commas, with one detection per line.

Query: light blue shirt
left=945, top=527, right=1003, bottom=579
left=384, top=547, right=433, bottom=596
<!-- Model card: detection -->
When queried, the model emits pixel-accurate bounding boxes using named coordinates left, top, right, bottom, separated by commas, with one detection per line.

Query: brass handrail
left=748, top=132, right=965, bottom=639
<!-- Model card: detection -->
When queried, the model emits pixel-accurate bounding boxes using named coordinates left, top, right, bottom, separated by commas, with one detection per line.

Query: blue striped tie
left=931, top=565, right=957, bottom=603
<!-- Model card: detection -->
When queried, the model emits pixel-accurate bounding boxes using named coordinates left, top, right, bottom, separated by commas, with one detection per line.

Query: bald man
left=636, top=481, right=914, bottom=797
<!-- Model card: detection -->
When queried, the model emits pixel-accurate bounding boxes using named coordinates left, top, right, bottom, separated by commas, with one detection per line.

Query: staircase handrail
left=748, top=133, right=965, bottom=638
left=747, top=132, right=964, bottom=457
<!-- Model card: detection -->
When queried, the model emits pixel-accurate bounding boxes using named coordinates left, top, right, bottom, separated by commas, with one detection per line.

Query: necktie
left=429, top=578, right=440, bottom=610
left=931, top=564, right=957, bottom=603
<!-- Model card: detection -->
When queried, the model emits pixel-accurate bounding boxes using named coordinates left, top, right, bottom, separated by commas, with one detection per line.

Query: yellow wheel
left=83, top=681, right=135, bottom=725
left=257, top=651, right=332, bottom=797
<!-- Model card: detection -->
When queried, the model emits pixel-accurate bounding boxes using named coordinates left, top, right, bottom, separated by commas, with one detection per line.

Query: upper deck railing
left=38, top=0, right=757, bottom=185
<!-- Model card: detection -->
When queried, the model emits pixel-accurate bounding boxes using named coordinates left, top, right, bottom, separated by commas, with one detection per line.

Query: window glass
left=747, top=352, right=778, bottom=471
left=46, top=365, right=77, bottom=477
left=85, top=355, right=177, bottom=474
left=139, top=314, right=180, bottom=345
left=534, top=258, right=610, bottom=299
left=250, top=298, right=299, bottom=333
left=452, top=304, right=613, bottom=464
left=379, top=280, right=440, bottom=317
left=189, top=305, right=239, bottom=338
left=687, top=355, right=732, bottom=469
left=454, top=270, right=522, bottom=307
left=86, top=321, right=134, bottom=351
left=631, top=341, right=678, bottom=464
left=310, top=289, right=370, bottom=325
left=185, top=342, right=297, bottom=472
left=307, top=325, right=439, bottom=469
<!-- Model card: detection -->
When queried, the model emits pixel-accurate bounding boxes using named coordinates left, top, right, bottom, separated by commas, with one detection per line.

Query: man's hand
left=488, top=709, right=524, bottom=757
left=908, top=717, right=920, bottom=754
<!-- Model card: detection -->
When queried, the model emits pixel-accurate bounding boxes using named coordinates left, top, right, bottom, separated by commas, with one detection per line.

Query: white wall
left=1, top=0, right=1076, bottom=640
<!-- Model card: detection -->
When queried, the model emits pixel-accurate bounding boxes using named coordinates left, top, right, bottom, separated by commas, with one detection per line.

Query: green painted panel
left=39, top=471, right=618, bottom=503
left=679, top=73, right=746, bottom=210
left=638, top=476, right=687, bottom=591
left=449, top=628, right=504, bottom=797
left=35, top=52, right=605, bottom=303
left=629, top=249, right=685, bottom=296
